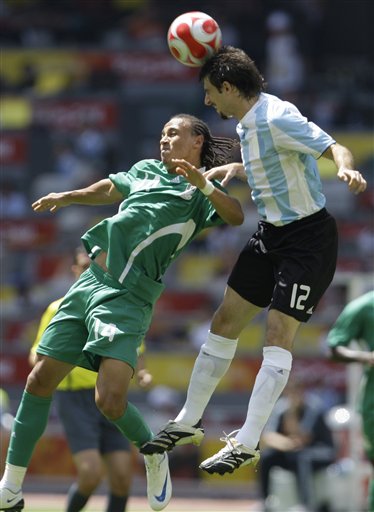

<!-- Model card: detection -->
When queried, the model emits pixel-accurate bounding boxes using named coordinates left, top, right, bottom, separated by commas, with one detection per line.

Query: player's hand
left=171, top=159, right=206, bottom=188
left=204, top=162, right=246, bottom=187
left=337, top=168, right=367, bottom=194
left=136, top=369, right=153, bottom=388
left=32, top=192, right=71, bottom=213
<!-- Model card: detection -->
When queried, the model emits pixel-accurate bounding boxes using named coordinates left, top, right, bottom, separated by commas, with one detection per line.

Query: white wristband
left=200, top=180, right=215, bottom=196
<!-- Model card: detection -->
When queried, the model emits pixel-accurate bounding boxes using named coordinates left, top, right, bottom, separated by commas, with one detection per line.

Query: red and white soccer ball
left=167, top=12, right=222, bottom=67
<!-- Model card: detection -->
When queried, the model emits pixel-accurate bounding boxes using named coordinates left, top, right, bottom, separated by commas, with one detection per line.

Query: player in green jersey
left=0, top=113, right=243, bottom=512
left=327, top=289, right=374, bottom=511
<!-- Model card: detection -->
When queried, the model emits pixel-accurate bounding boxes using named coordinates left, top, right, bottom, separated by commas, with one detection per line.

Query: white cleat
left=0, top=487, right=24, bottom=511
left=144, top=452, right=172, bottom=511
left=199, top=430, right=260, bottom=475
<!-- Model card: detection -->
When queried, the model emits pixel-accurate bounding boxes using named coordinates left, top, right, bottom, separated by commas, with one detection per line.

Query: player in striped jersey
left=0, top=113, right=243, bottom=512
left=141, top=46, right=367, bottom=476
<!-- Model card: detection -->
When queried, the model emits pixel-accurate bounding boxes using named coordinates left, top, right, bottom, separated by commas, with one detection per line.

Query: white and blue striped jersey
left=236, top=93, right=335, bottom=226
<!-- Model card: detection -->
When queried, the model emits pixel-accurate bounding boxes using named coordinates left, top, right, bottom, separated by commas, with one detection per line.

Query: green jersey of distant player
left=82, top=158, right=225, bottom=286
left=327, top=290, right=374, bottom=458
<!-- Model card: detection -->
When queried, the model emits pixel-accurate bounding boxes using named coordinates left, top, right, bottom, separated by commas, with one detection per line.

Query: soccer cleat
left=0, top=487, right=24, bottom=511
left=144, top=452, right=172, bottom=511
left=140, top=420, right=204, bottom=454
left=199, top=430, right=260, bottom=475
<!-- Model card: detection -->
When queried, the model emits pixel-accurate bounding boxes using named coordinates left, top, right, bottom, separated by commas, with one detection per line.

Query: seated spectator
left=259, top=378, right=335, bottom=512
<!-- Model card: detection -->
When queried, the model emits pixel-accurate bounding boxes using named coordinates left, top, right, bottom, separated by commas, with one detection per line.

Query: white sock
left=235, top=346, right=292, bottom=450
left=0, top=463, right=27, bottom=491
left=175, top=332, right=238, bottom=426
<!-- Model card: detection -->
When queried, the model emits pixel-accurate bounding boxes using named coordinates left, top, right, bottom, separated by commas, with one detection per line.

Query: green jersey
left=82, top=159, right=226, bottom=288
left=327, top=290, right=374, bottom=416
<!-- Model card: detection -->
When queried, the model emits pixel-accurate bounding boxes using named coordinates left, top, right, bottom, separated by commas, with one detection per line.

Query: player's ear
left=222, top=81, right=233, bottom=93
left=194, top=133, right=204, bottom=151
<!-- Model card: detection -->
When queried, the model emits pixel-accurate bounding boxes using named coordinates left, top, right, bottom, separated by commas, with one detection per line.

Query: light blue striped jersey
left=236, top=93, right=335, bottom=226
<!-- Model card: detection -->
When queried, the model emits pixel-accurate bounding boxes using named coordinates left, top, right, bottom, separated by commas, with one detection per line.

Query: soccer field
left=23, top=494, right=261, bottom=512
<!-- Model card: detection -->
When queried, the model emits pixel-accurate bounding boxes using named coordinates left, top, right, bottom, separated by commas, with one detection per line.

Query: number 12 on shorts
left=94, top=318, right=118, bottom=342
left=290, top=283, right=311, bottom=311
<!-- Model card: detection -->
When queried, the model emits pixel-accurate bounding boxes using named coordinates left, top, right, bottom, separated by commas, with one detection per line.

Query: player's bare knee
left=25, top=367, right=54, bottom=396
left=78, top=470, right=101, bottom=494
left=96, top=391, right=125, bottom=419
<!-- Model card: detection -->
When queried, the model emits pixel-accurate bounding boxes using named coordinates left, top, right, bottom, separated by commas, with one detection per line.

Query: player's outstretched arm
left=323, top=143, right=367, bottom=194
left=204, top=162, right=247, bottom=187
left=330, top=346, right=374, bottom=366
left=32, top=179, right=123, bottom=213
left=172, top=158, right=244, bottom=226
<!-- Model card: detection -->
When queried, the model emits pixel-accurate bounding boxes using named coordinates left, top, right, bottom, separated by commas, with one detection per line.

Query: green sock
left=7, top=390, right=52, bottom=467
left=111, top=402, right=152, bottom=448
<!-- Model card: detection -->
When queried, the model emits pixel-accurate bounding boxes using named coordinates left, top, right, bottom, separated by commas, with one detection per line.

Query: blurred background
left=0, top=0, right=373, bottom=511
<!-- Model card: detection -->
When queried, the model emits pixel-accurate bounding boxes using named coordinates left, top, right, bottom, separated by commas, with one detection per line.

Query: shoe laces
left=218, top=429, right=241, bottom=455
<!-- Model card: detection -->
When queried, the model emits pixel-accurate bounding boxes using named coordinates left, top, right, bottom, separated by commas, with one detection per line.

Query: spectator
left=259, top=378, right=335, bottom=511
left=264, top=11, right=305, bottom=103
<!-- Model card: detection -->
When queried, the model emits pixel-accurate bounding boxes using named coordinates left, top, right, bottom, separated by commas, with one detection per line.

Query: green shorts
left=37, top=263, right=164, bottom=371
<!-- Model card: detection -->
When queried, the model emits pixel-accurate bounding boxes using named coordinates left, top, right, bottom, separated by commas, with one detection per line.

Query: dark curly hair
left=199, top=45, right=266, bottom=99
left=170, top=113, right=239, bottom=170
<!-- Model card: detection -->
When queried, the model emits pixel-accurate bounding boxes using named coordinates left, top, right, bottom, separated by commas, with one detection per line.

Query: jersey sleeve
left=109, top=171, right=132, bottom=197
left=109, top=159, right=153, bottom=196
left=270, top=103, right=335, bottom=158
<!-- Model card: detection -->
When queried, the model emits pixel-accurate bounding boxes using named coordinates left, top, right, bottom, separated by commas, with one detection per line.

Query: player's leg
left=54, top=388, right=105, bottom=512
left=232, top=211, right=338, bottom=453
left=96, top=357, right=152, bottom=445
left=199, top=310, right=296, bottom=476
left=200, top=210, right=338, bottom=475
left=140, top=286, right=260, bottom=455
left=140, top=239, right=269, bottom=456
left=0, top=356, right=74, bottom=511
left=85, top=280, right=172, bottom=511
left=1, top=274, right=94, bottom=511
left=96, top=358, right=171, bottom=511
left=67, top=451, right=103, bottom=512
left=101, top=412, right=133, bottom=512
left=229, top=309, right=297, bottom=449
left=104, top=451, right=132, bottom=512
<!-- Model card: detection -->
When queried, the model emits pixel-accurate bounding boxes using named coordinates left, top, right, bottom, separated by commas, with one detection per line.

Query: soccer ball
left=167, top=12, right=222, bottom=67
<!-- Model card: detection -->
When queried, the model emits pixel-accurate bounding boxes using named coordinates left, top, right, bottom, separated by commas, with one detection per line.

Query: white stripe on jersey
left=118, top=219, right=196, bottom=283
left=237, top=93, right=334, bottom=226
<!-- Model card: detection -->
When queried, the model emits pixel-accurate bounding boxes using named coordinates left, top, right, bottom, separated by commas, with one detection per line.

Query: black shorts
left=227, top=208, right=338, bottom=322
left=54, top=388, right=131, bottom=455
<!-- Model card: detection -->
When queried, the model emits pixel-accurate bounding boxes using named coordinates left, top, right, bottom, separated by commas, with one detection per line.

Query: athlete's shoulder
left=264, top=93, right=301, bottom=121
left=347, top=290, right=374, bottom=315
